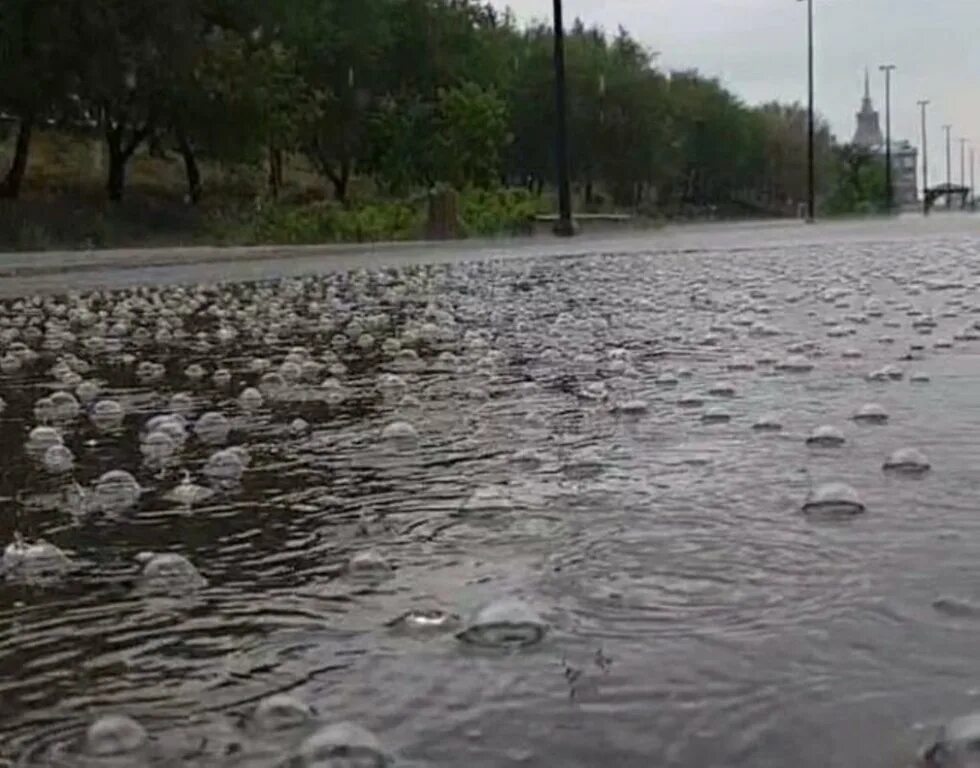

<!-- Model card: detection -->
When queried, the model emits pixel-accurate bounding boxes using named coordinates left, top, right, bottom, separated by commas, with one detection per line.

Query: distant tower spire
left=854, top=67, right=884, bottom=148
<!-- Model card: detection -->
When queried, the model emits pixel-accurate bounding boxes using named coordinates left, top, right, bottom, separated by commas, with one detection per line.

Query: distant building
left=852, top=69, right=918, bottom=207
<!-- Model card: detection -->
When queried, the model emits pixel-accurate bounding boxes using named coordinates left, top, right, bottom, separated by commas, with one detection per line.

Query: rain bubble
left=75, top=379, right=100, bottom=404
left=194, top=411, right=231, bottom=445
left=456, top=598, right=548, bottom=648
left=701, top=407, right=731, bottom=424
left=203, top=447, right=248, bottom=485
left=136, top=551, right=207, bottom=590
left=853, top=403, right=889, bottom=424
left=26, top=425, right=63, bottom=455
left=802, top=482, right=865, bottom=516
left=252, top=694, right=315, bottom=734
left=806, top=425, right=846, bottom=447
left=295, top=722, right=389, bottom=768
left=381, top=421, right=419, bottom=445
left=94, top=470, right=141, bottom=513
left=883, top=447, right=930, bottom=474
left=775, top=355, right=814, bottom=373
left=348, top=549, right=392, bottom=576
left=212, top=368, right=232, bottom=388
left=289, top=417, right=310, bottom=436
left=614, top=399, right=649, bottom=416
left=48, top=391, right=80, bottom=421
left=164, top=472, right=215, bottom=507
left=42, top=444, right=74, bottom=474
left=752, top=414, right=783, bottom=431
left=239, top=387, right=264, bottom=411
left=141, top=430, right=177, bottom=465
left=708, top=381, right=736, bottom=398
left=84, top=714, right=148, bottom=757
left=920, top=712, right=980, bottom=768
left=90, top=399, right=125, bottom=431
left=3, top=536, right=69, bottom=578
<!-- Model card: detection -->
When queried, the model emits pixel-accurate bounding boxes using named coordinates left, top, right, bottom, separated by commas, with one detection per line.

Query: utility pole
left=551, top=0, right=575, bottom=237
left=960, top=138, right=968, bottom=187
left=917, top=100, right=929, bottom=214
left=799, top=0, right=816, bottom=222
left=943, top=124, right=953, bottom=209
left=879, top=64, right=895, bottom=212
left=971, top=146, right=976, bottom=210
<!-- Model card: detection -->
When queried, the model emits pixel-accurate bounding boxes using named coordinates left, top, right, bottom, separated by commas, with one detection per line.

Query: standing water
left=3, top=224, right=980, bottom=766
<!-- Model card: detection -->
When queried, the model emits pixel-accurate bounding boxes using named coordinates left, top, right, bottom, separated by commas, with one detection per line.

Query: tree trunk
left=0, top=114, right=34, bottom=199
left=175, top=128, right=201, bottom=204
left=107, top=145, right=126, bottom=202
left=104, top=119, right=150, bottom=202
left=267, top=145, right=283, bottom=199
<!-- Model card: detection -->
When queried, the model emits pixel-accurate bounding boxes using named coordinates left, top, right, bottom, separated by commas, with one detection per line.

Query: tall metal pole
left=960, top=138, right=968, bottom=187
left=944, top=124, right=952, bottom=209
left=806, top=0, right=815, bottom=221
left=551, top=0, right=574, bottom=237
left=971, top=146, right=976, bottom=209
left=917, top=100, right=929, bottom=214
left=879, top=65, right=895, bottom=212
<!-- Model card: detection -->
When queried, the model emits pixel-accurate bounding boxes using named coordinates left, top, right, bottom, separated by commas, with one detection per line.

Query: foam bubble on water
left=775, top=355, right=814, bottom=373
left=203, top=447, right=248, bottom=485
left=806, top=425, right=846, bottom=447
left=94, top=470, right=142, bottom=513
left=456, top=598, right=548, bottom=648
left=252, top=694, right=315, bottom=734
left=919, top=712, right=980, bottom=767
left=752, top=413, right=783, bottom=431
left=853, top=403, right=889, bottom=424
left=802, top=482, right=865, bottom=516
left=702, top=407, right=732, bottom=424
left=239, top=387, right=264, bottom=411
left=90, top=399, right=125, bottom=431
left=614, top=399, right=649, bottom=416
left=708, top=381, right=736, bottom=397
left=194, top=411, right=231, bottom=445
left=137, top=551, right=207, bottom=590
left=26, top=425, right=63, bottom=455
left=84, top=714, right=148, bottom=757
left=42, top=444, right=74, bottom=474
left=296, top=722, right=389, bottom=767
left=3, top=535, right=69, bottom=578
left=164, top=472, right=215, bottom=507
left=883, top=447, right=931, bottom=474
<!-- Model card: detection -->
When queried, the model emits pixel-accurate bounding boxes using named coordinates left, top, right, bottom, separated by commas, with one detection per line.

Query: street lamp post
left=917, top=100, right=929, bottom=214
left=799, top=0, right=815, bottom=222
left=943, top=124, right=952, bottom=209
left=971, top=146, right=976, bottom=210
left=960, top=138, right=968, bottom=188
left=551, top=0, right=575, bottom=237
left=879, top=64, right=895, bottom=212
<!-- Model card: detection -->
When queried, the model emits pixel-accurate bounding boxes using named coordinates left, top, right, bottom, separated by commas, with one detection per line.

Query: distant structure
left=852, top=68, right=918, bottom=207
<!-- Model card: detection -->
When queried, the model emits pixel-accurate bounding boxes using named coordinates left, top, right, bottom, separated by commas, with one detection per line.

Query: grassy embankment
left=0, top=130, right=550, bottom=252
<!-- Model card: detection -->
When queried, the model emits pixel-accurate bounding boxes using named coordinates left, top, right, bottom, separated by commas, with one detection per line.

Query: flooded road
left=2, top=217, right=980, bottom=766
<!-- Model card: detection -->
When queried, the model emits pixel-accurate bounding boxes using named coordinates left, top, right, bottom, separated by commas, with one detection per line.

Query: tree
left=0, top=0, right=76, bottom=198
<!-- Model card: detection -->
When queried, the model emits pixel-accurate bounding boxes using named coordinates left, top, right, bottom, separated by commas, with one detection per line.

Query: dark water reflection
left=4, top=232, right=980, bottom=765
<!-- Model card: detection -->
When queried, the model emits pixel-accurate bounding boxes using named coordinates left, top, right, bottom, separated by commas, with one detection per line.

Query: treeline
left=1, top=0, right=841, bottom=213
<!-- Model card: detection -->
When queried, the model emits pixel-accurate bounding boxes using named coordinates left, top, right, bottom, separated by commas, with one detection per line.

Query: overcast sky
left=493, top=0, right=980, bottom=187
